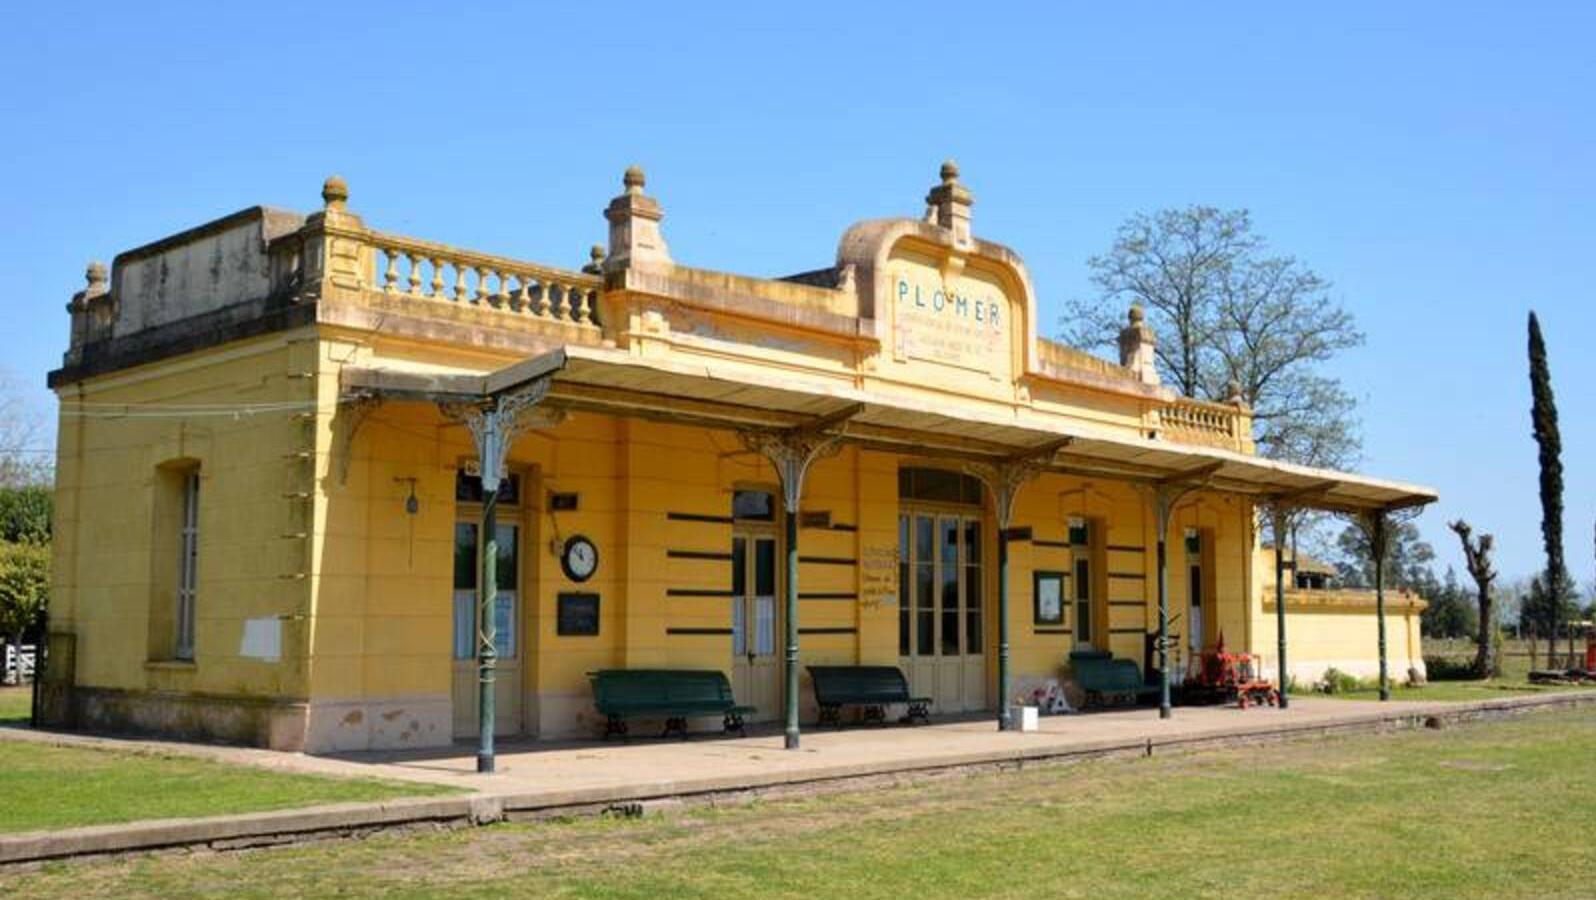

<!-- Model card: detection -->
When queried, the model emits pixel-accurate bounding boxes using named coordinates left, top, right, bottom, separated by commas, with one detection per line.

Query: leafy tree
left=0, top=541, right=48, bottom=652
left=1334, top=519, right=1437, bottom=594
left=1421, top=567, right=1477, bottom=641
left=1525, top=311, right=1572, bottom=657
left=0, top=485, right=51, bottom=543
left=1448, top=519, right=1499, bottom=676
left=1060, top=206, right=1364, bottom=468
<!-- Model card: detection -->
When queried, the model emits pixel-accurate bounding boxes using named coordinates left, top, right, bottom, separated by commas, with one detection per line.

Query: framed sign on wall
left=1034, top=570, right=1066, bottom=626
left=557, top=592, right=600, bottom=636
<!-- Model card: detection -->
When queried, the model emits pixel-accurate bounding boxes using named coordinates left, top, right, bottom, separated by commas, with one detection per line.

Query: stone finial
left=322, top=175, right=350, bottom=210
left=84, top=261, right=109, bottom=298
left=1118, top=303, right=1159, bottom=385
left=604, top=164, right=671, bottom=270
left=924, top=159, right=974, bottom=248
left=582, top=244, right=606, bottom=275
left=1226, top=378, right=1247, bottom=407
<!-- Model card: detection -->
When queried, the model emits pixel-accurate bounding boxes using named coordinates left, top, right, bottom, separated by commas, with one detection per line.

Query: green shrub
left=1424, top=655, right=1477, bottom=681
left=1319, top=667, right=1361, bottom=695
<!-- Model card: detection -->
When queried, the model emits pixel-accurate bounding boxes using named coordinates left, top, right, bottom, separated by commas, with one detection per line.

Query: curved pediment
left=837, top=216, right=1039, bottom=398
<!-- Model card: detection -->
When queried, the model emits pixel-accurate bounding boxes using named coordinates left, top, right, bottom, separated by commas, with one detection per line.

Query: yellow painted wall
left=48, top=331, right=316, bottom=744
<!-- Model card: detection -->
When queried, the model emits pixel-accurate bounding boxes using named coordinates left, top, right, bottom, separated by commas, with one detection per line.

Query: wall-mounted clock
left=560, top=535, right=599, bottom=582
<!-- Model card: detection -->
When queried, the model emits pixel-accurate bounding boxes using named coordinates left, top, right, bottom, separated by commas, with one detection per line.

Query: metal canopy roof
left=340, top=344, right=1436, bottom=514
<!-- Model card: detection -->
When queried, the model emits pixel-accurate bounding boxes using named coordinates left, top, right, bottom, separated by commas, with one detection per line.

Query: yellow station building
left=40, top=164, right=1434, bottom=752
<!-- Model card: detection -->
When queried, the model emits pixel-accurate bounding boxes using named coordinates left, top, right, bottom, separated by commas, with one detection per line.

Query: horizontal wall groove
left=798, top=592, right=857, bottom=601
left=665, top=588, right=735, bottom=598
left=666, top=512, right=734, bottom=524
left=799, top=556, right=856, bottom=566
left=666, top=549, right=734, bottom=561
left=665, top=627, right=733, bottom=636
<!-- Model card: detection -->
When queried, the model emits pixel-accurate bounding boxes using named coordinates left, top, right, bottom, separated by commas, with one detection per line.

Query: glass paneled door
left=731, top=531, right=779, bottom=721
left=451, top=520, right=522, bottom=739
left=898, top=511, right=986, bottom=714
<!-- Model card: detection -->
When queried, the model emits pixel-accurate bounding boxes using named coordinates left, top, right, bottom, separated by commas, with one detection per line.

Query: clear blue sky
left=2, top=3, right=1591, bottom=582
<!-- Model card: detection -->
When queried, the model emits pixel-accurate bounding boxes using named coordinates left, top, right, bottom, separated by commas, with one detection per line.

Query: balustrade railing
left=1159, top=397, right=1247, bottom=449
left=365, top=231, right=603, bottom=327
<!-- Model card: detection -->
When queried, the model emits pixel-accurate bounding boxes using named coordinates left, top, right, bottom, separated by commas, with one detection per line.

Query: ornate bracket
left=740, top=429, right=843, bottom=511
left=334, top=392, right=383, bottom=486
left=965, top=439, right=1069, bottom=529
left=439, top=377, right=557, bottom=492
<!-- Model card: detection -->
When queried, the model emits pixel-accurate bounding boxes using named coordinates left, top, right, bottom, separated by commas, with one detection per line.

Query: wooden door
left=731, top=532, right=780, bottom=721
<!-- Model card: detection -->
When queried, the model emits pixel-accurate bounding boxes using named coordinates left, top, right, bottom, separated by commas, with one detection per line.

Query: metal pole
left=1156, top=496, right=1172, bottom=719
left=1274, top=508, right=1289, bottom=710
left=1373, top=512, right=1389, bottom=701
left=784, top=503, right=800, bottom=750
left=477, top=481, right=499, bottom=773
left=997, top=529, right=1012, bottom=731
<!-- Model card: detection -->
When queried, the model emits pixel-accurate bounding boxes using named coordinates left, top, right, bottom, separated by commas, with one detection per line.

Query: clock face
left=563, top=536, right=598, bottom=582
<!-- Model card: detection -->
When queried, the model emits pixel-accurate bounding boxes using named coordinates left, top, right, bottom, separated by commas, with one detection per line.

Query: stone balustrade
left=1159, top=397, right=1250, bottom=450
left=366, top=230, right=603, bottom=326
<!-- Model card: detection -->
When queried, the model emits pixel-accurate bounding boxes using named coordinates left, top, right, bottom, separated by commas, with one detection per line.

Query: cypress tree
left=1527, top=311, right=1568, bottom=659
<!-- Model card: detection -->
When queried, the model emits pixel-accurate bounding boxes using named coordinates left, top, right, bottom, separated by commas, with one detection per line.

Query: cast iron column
left=1372, top=511, right=1390, bottom=701
left=478, top=483, right=499, bottom=772
left=1273, top=507, right=1289, bottom=709
left=997, top=527, right=1012, bottom=731
left=784, top=502, right=800, bottom=749
left=1155, top=497, right=1172, bottom=719
left=441, top=376, right=552, bottom=775
left=743, top=425, right=845, bottom=751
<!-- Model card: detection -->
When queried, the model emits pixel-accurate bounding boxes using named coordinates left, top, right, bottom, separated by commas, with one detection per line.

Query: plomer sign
left=892, top=272, right=1008, bottom=374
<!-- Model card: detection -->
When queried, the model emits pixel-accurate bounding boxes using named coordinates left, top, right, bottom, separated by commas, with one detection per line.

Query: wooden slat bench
left=808, top=665, right=931, bottom=727
left=588, top=669, right=755, bottom=740
left=1069, top=650, right=1159, bottom=708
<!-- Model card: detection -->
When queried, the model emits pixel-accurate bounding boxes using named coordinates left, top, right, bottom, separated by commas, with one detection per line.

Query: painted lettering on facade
left=893, top=274, right=1007, bottom=372
left=861, top=544, right=899, bottom=609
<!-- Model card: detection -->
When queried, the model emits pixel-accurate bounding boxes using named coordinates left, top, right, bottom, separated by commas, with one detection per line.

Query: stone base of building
left=35, top=685, right=310, bottom=751
left=301, top=695, right=452, bottom=753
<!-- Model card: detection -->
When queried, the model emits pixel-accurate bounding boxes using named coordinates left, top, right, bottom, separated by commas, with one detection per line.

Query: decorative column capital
left=439, top=378, right=562, bottom=491
left=739, top=429, right=842, bottom=510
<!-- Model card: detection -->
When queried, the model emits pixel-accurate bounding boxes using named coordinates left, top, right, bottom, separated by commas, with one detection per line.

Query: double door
left=898, top=510, right=987, bottom=713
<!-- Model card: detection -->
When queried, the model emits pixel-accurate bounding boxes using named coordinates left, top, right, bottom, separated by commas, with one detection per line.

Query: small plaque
left=557, top=592, right=600, bottom=636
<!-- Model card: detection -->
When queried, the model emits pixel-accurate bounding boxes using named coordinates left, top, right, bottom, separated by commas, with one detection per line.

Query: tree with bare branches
left=1060, top=206, right=1363, bottom=470
left=1449, top=519, right=1499, bottom=677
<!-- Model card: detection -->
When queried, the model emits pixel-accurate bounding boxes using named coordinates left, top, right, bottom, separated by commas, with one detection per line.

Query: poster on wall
left=1034, top=571, right=1065, bottom=625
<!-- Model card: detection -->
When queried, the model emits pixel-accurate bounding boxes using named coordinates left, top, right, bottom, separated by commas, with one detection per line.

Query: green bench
left=588, top=669, right=755, bottom=740
left=1069, top=650, right=1159, bottom=708
left=808, top=665, right=931, bottom=727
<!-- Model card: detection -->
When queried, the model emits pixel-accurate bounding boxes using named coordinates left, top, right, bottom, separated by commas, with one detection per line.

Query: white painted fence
left=3, top=644, right=35, bottom=684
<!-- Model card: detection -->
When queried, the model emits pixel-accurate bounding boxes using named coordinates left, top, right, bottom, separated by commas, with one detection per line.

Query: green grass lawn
left=1299, top=639, right=1596, bottom=702
left=0, top=741, right=457, bottom=833
left=0, top=686, right=32, bottom=723
left=15, top=706, right=1596, bottom=899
